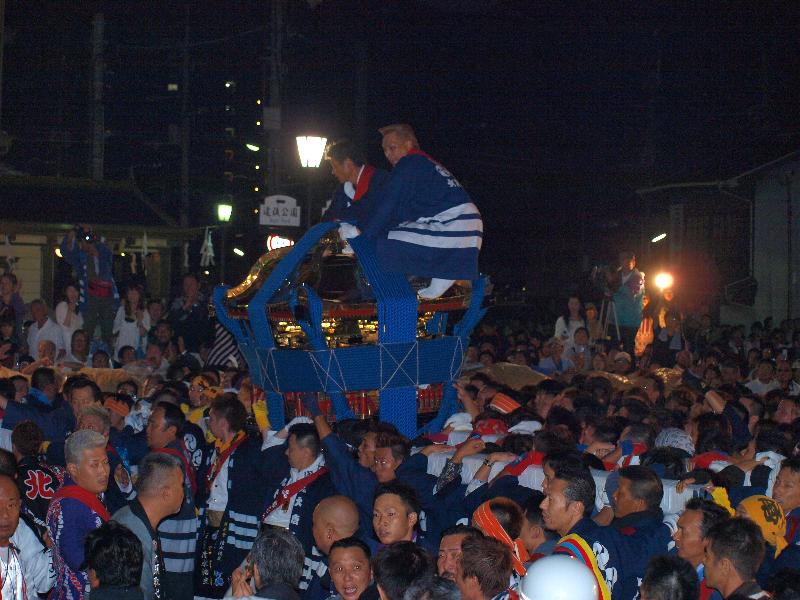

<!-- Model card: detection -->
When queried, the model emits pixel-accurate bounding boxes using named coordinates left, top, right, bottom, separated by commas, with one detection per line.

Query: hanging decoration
left=3, top=235, right=16, bottom=272
left=141, top=231, right=149, bottom=276
left=183, top=242, right=189, bottom=271
left=200, top=227, right=215, bottom=267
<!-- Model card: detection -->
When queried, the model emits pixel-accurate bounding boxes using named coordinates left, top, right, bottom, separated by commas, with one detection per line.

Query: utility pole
left=264, top=0, right=285, bottom=195
left=782, top=171, right=794, bottom=320
left=640, top=32, right=662, bottom=261
left=0, top=0, right=5, bottom=128
left=353, top=34, right=368, bottom=150
left=179, top=4, right=191, bottom=227
left=0, top=0, right=9, bottom=158
left=351, top=5, right=372, bottom=150
left=89, top=12, right=105, bottom=180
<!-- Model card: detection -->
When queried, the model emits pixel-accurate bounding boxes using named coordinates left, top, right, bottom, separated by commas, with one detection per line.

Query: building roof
left=636, top=149, right=800, bottom=197
left=0, top=175, right=177, bottom=227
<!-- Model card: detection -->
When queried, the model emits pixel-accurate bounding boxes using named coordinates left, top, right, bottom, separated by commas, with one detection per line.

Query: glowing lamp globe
left=296, top=136, right=328, bottom=168
left=654, top=272, right=674, bottom=291
left=217, top=203, right=233, bottom=223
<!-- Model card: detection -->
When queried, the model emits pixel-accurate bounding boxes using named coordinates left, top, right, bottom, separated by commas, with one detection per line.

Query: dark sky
left=3, top=1, right=800, bottom=284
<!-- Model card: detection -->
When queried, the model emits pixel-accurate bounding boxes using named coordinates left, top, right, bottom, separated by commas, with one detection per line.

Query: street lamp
left=296, top=136, right=327, bottom=230
left=217, top=203, right=232, bottom=223
left=217, top=202, right=233, bottom=283
left=296, top=136, right=327, bottom=168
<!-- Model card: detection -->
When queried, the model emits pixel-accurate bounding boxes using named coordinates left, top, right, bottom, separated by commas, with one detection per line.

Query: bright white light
left=256, top=99, right=262, bottom=105
left=233, top=247, right=245, bottom=257
left=254, top=165, right=260, bottom=170
left=203, top=270, right=210, bottom=276
left=253, top=186, right=259, bottom=192
left=256, top=120, right=261, bottom=126
left=120, top=252, right=126, bottom=257
left=54, top=248, right=63, bottom=258
left=224, top=81, right=233, bottom=88
left=651, top=233, right=667, bottom=243
left=217, top=203, right=233, bottom=223
left=655, top=272, right=674, bottom=291
left=266, top=235, right=294, bottom=251
left=245, top=143, right=260, bottom=152
left=296, top=136, right=328, bottom=168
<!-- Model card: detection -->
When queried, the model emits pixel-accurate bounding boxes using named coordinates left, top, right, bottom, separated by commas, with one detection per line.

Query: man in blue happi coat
left=341, top=123, right=483, bottom=299
left=322, top=139, right=388, bottom=226
left=542, top=457, right=641, bottom=600
left=773, top=457, right=800, bottom=546
left=609, top=465, right=673, bottom=600
left=302, top=394, right=437, bottom=550
left=60, top=224, right=119, bottom=349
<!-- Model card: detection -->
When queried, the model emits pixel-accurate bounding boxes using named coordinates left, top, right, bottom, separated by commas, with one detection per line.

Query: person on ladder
left=608, top=250, right=645, bottom=360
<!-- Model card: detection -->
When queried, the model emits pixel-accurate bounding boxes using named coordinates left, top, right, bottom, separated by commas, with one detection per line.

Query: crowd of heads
left=3, top=242, right=800, bottom=599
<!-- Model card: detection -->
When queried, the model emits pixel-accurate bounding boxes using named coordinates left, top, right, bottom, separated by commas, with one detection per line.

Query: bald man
left=0, top=473, right=56, bottom=596
left=312, top=495, right=361, bottom=555
left=302, top=495, right=362, bottom=599
left=344, top=123, right=483, bottom=299
left=0, top=474, right=24, bottom=596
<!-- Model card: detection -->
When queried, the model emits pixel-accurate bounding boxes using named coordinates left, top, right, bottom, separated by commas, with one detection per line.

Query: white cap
left=519, top=555, right=598, bottom=600
left=444, top=412, right=474, bottom=432
left=508, top=420, right=543, bottom=435
left=282, top=416, right=313, bottom=431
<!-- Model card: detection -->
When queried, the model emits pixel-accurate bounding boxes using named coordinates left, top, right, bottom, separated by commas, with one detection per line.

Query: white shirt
left=745, top=378, right=781, bottom=397
left=27, top=318, right=65, bottom=360
left=342, top=165, right=366, bottom=201
left=54, top=301, right=84, bottom=348
left=112, top=306, right=151, bottom=359
left=263, top=454, right=325, bottom=529
left=11, top=517, right=55, bottom=596
left=554, top=316, right=586, bottom=348
left=0, top=428, right=12, bottom=452
left=0, top=545, right=25, bottom=600
left=207, top=452, right=231, bottom=512
left=62, top=352, right=90, bottom=368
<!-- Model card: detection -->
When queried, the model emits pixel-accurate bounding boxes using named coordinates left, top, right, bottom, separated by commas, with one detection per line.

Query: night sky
left=3, top=2, right=800, bottom=288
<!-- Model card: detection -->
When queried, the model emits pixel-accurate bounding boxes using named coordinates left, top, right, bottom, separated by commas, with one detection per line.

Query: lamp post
left=296, top=135, right=327, bottom=230
left=217, top=202, right=232, bottom=283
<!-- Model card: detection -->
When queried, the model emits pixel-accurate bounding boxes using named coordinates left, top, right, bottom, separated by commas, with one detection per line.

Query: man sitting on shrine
left=322, top=139, right=388, bottom=225
left=340, top=123, right=483, bottom=299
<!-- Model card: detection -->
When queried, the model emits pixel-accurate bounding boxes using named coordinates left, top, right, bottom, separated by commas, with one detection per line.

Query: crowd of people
left=1, top=124, right=800, bottom=600
left=0, top=255, right=799, bottom=600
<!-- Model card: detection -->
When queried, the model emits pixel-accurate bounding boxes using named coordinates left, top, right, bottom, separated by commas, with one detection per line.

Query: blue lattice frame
left=213, top=222, right=486, bottom=436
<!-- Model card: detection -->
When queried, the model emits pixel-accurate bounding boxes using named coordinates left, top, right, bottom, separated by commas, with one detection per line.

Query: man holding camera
left=610, top=250, right=645, bottom=360
left=60, top=224, right=119, bottom=350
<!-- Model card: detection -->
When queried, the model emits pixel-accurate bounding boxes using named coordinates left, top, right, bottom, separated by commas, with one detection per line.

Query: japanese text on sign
left=260, top=195, right=301, bottom=227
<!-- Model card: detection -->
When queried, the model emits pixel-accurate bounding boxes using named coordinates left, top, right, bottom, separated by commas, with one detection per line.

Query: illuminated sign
left=267, top=235, right=294, bottom=251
